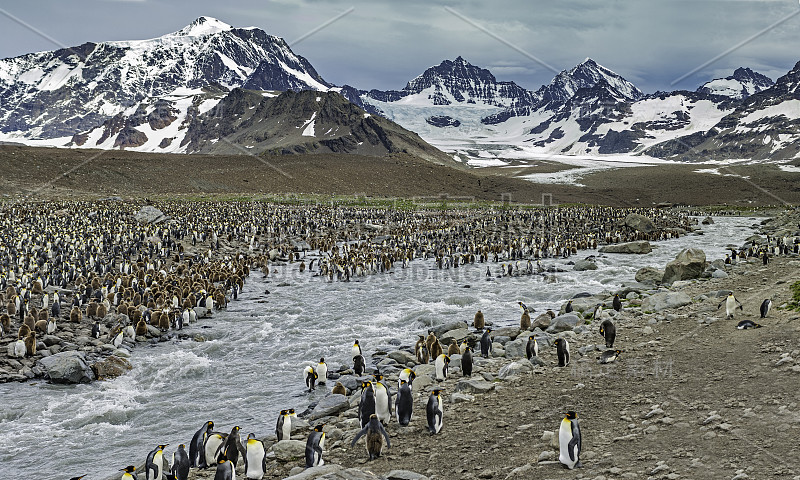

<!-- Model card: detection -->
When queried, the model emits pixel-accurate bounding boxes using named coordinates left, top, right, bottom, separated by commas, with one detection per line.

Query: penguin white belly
left=433, top=397, right=443, bottom=433
left=374, top=386, right=390, bottom=423
left=558, top=420, right=579, bottom=469
left=434, top=355, right=447, bottom=380
left=245, top=442, right=266, bottom=479
left=726, top=297, right=736, bottom=317
left=13, top=339, right=26, bottom=358
left=282, top=418, right=291, bottom=440
left=316, top=363, right=328, bottom=384
left=204, top=434, right=224, bottom=465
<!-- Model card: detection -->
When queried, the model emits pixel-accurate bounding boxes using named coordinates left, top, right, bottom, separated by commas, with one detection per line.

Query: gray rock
left=272, top=440, right=307, bottom=461
left=712, top=269, right=728, bottom=278
left=439, top=328, right=471, bottom=346
left=450, top=392, right=475, bottom=403
left=573, top=258, right=598, bottom=271
left=38, top=351, right=95, bottom=384
left=456, top=378, right=495, bottom=393
left=546, top=314, right=581, bottom=333
left=641, top=291, right=692, bottom=312
left=636, top=266, right=665, bottom=285
left=41, top=335, right=62, bottom=347
left=90, top=354, right=132, bottom=380
left=134, top=205, right=170, bottom=225
left=413, top=364, right=435, bottom=376
left=384, top=470, right=430, bottom=480
left=503, top=337, right=527, bottom=358
left=531, top=313, right=552, bottom=330
left=662, top=248, right=707, bottom=284
left=599, top=241, right=652, bottom=254
left=309, top=394, right=350, bottom=420
left=701, top=216, right=715, bottom=225
left=429, top=321, right=468, bottom=337
left=283, top=464, right=345, bottom=479
left=623, top=213, right=656, bottom=233
left=387, top=350, right=416, bottom=365
left=497, top=361, right=533, bottom=379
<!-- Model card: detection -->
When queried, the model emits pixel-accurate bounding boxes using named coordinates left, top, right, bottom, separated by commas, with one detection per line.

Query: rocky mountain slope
left=697, top=67, right=774, bottom=100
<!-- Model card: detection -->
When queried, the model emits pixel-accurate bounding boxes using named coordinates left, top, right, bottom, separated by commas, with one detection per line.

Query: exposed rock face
left=573, top=258, right=598, bottom=271
left=91, top=355, right=132, bottom=380
left=134, top=206, right=170, bottom=224
left=623, top=213, right=656, bottom=233
left=636, top=266, right=665, bottom=285
left=426, top=115, right=461, bottom=127
left=599, top=240, right=652, bottom=254
left=38, top=351, right=95, bottom=384
left=662, top=248, right=707, bottom=284
left=641, top=291, right=692, bottom=312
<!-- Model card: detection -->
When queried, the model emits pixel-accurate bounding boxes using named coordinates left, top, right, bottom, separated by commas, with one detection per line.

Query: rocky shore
left=130, top=211, right=800, bottom=480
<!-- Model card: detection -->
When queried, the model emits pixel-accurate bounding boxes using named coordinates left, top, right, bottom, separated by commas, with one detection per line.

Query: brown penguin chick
left=414, top=335, right=426, bottom=363
left=6, top=300, right=16, bottom=316
left=332, top=381, right=347, bottom=395
left=24, top=314, right=36, bottom=332
left=87, top=302, right=98, bottom=318
left=425, top=332, right=437, bottom=357
left=18, top=324, right=32, bottom=339
left=473, top=310, right=485, bottom=330
left=158, top=311, right=170, bottom=331
left=447, top=340, right=460, bottom=356
left=429, top=340, right=443, bottom=361
left=0, top=313, right=10, bottom=333
left=520, top=310, right=531, bottom=330
left=35, top=319, right=48, bottom=334
left=117, top=302, right=128, bottom=315
left=24, top=332, right=36, bottom=357
left=135, top=318, right=148, bottom=337
left=299, top=261, right=306, bottom=273
left=96, top=302, right=108, bottom=319
left=38, top=308, right=49, bottom=321
left=70, top=306, right=82, bottom=323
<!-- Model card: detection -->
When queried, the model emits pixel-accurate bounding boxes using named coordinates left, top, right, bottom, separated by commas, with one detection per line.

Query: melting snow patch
left=301, top=112, right=317, bottom=137
left=363, top=113, right=371, bottom=118
left=316, top=96, right=321, bottom=102
left=778, top=165, right=800, bottom=173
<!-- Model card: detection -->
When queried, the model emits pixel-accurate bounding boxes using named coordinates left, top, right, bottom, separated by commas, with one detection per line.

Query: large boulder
left=90, top=355, right=132, bottom=380
left=38, top=351, right=95, bottom=384
left=546, top=314, right=581, bottom=333
left=641, top=291, right=692, bottom=312
left=134, top=206, right=170, bottom=225
left=623, top=213, right=656, bottom=233
left=309, top=394, right=350, bottom=420
left=599, top=241, right=652, bottom=254
left=455, top=378, right=495, bottom=394
left=573, top=258, right=598, bottom=271
left=272, top=440, right=307, bottom=461
left=662, top=248, right=707, bottom=284
left=636, top=267, right=665, bottom=285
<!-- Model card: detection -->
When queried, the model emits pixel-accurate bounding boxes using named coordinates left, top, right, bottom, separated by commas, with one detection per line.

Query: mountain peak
left=697, top=66, right=773, bottom=100
left=173, top=16, right=234, bottom=37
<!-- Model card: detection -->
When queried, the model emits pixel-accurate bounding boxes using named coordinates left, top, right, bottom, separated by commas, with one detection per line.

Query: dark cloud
left=0, top=0, right=798, bottom=93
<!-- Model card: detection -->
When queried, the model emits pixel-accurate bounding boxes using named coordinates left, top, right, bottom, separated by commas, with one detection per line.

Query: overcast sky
left=1, top=0, right=799, bottom=93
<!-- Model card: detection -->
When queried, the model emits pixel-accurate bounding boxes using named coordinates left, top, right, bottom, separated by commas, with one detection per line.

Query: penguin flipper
left=350, top=426, right=369, bottom=447
left=379, top=423, right=391, bottom=448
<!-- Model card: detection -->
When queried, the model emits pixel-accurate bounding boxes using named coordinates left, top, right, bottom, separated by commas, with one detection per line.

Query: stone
left=531, top=313, right=552, bottom=330
left=546, top=314, right=581, bottom=333
left=623, top=213, right=656, bottom=233
left=599, top=241, right=652, bottom=254
left=38, top=351, right=95, bottom=384
left=429, top=321, right=468, bottom=337
left=641, top=292, right=692, bottom=312
left=414, top=364, right=436, bottom=376
left=573, top=258, right=598, bottom=271
left=387, top=350, right=416, bottom=365
left=662, top=248, right=707, bottom=284
left=497, top=361, right=532, bottom=379
left=90, top=355, right=132, bottom=380
left=309, top=394, right=350, bottom=420
left=450, top=392, right=475, bottom=403
left=456, top=378, right=495, bottom=394
left=41, top=335, right=62, bottom=347
left=503, top=338, right=527, bottom=358
left=701, top=216, right=714, bottom=225
left=282, top=464, right=345, bottom=479
left=636, top=267, right=665, bottom=285
left=385, top=471, right=429, bottom=480
left=439, top=328, right=472, bottom=346
left=272, top=440, right=306, bottom=461
left=134, top=205, right=170, bottom=224
left=712, top=269, right=728, bottom=278
left=537, top=450, right=555, bottom=462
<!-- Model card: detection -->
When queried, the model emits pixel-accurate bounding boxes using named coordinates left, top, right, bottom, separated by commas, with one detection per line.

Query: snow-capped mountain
left=0, top=16, right=329, bottom=141
left=697, top=67, right=774, bottom=100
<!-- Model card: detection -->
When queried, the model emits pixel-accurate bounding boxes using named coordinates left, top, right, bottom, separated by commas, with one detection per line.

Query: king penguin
left=217, top=426, right=243, bottom=468
left=461, top=346, right=473, bottom=376
left=276, top=409, right=292, bottom=441
left=612, top=294, right=622, bottom=312
left=558, top=411, right=582, bottom=469
left=395, top=379, right=413, bottom=426
left=372, top=374, right=392, bottom=424
left=479, top=328, right=492, bottom=358
left=526, top=335, right=539, bottom=359
left=760, top=299, right=772, bottom=318
left=359, top=381, right=377, bottom=428
left=350, top=413, right=391, bottom=461
left=316, top=358, right=328, bottom=385
left=305, top=425, right=326, bottom=468
left=213, top=454, right=235, bottom=480
left=204, top=432, right=226, bottom=467
left=473, top=310, right=485, bottom=330
left=145, top=444, right=167, bottom=480
left=737, top=319, right=762, bottom=330
left=304, top=365, right=318, bottom=392
left=718, top=293, right=743, bottom=319
left=243, top=433, right=266, bottom=480
left=190, top=421, right=214, bottom=468
left=434, top=353, right=450, bottom=381
left=120, top=466, right=138, bottom=480
left=171, top=444, right=190, bottom=480
left=426, top=388, right=444, bottom=435
left=599, top=319, right=616, bottom=348
left=598, top=349, right=622, bottom=364
left=554, top=338, right=570, bottom=367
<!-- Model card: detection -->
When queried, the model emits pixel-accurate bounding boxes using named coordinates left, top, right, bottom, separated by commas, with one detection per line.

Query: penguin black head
left=288, top=408, right=296, bottom=415
left=158, top=444, right=168, bottom=450
left=431, top=388, right=443, bottom=396
left=69, top=476, right=86, bottom=480
left=313, top=424, right=325, bottom=432
left=565, top=411, right=577, bottom=420
left=319, top=357, right=325, bottom=363
left=373, top=374, right=383, bottom=381
left=208, top=421, right=214, bottom=428
left=279, top=409, right=286, bottom=416
left=121, top=466, right=136, bottom=473
left=400, top=380, right=408, bottom=386
left=615, top=349, right=622, bottom=355
left=217, top=454, right=228, bottom=464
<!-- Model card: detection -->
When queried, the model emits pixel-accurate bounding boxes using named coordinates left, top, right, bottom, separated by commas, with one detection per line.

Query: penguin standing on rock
left=434, top=354, right=450, bottom=381
left=304, top=365, right=318, bottom=392
left=350, top=413, right=391, bottom=460
left=612, top=294, right=622, bottom=312
left=353, top=354, right=366, bottom=376
left=213, top=455, right=235, bottom=480
left=718, top=293, right=743, bottom=319
left=359, top=382, right=377, bottom=428
left=760, top=299, right=772, bottom=318
left=526, top=335, right=539, bottom=359
left=565, top=300, right=573, bottom=314
left=599, top=319, right=616, bottom=348
left=461, top=346, right=473, bottom=377
left=426, top=388, right=444, bottom=435
left=305, top=425, right=326, bottom=468
left=244, top=433, right=266, bottom=480
left=276, top=410, right=292, bottom=441
left=395, top=380, right=413, bottom=426
left=554, top=338, right=570, bottom=367
left=316, top=358, right=328, bottom=385
left=190, top=421, right=214, bottom=467
left=171, top=444, right=190, bottom=480
left=372, top=375, right=392, bottom=424
left=558, top=411, right=582, bottom=469
left=473, top=310, right=485, bottom=330
left=480, top=328, right=492, bottom=358
left=145, top=444, right=167, bottom=480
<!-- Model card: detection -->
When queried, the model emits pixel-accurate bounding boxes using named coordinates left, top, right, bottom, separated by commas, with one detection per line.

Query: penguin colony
left=3, top=201, right=791, bottom=477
